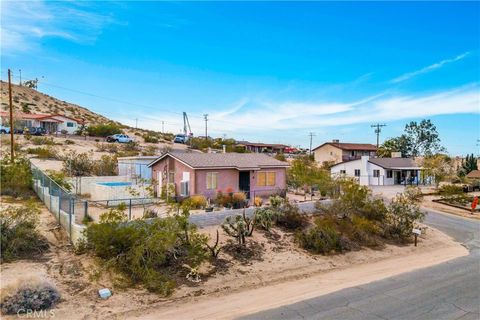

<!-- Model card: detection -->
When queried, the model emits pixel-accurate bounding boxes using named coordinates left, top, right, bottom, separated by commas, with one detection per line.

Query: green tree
left=422, top=154, right=454, bottom=187
left=404, top=119, right=445, bottom=157
left=377, top=135, right=411, bottom=158
left=459, top=154, right=478, bottom=176
left=287, top=156, right=331, bottom=193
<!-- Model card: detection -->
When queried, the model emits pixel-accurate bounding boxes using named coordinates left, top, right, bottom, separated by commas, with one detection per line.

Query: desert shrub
left=143, top=135, right=159, bottom=143
left=46, top=170, right=72, bottom=191
left=62, top=151, right=94, bottom=176
left=64, top=139, right=75, bottom=145
left=438, top=184, right=464, bottom=197
left=254, top=207, right=277, bottom=231
left=185, top=195, right=207, bottom=209
left=93, top=155, right=117, bottom=176
left=26, top=147, right=57, bottom=159
left=0, top=205, right=49, bottom=262
left=142, top=145, right=157, bottom=156
left=96, top=142, right=118, bottom=153
left=83, top=207, right=208, bottom=295
left=0, top=279, right=60, bottom=315
left=254, top=196, right=263, bottom=207
left=0, top=156, right=33, bottom=197
left=123, top=141, right=140, bottom=152
left=274, top=153, right=286, bottom=161
left=295, top=225, right=344, bottom=254
left=383, top=192, right=425, bottom=242
left=86, top=123, right=122, bottom=137
left=232, top=192, right=247, bottom=208
left=31, top=137, right=55, bottom=146
left=275, top=202, right=309, bottom=231
left=269, top=195, right=284, bottom=209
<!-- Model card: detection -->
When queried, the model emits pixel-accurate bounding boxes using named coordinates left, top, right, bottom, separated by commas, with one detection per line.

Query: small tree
left=62, top=151, right=94, bottom=177
left=422, top=154, right=454, bottom=188
left=384, top=192, right=425, bottom=242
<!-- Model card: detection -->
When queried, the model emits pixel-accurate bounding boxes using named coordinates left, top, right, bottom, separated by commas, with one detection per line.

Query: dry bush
left=0, top=205, right=49, bottom=262
left=0, top=277, right=60, bottom=315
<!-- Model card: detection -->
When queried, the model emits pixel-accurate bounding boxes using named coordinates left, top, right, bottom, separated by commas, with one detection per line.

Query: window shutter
left=267, top=172, right=276, bottom=186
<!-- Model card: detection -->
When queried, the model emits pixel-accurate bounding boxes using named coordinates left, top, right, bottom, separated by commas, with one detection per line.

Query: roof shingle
left=149, top=151, right=290, bottom=169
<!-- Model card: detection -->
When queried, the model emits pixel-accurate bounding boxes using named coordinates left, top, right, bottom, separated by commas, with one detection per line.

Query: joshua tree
left=221, top=209, right=255, bottom=245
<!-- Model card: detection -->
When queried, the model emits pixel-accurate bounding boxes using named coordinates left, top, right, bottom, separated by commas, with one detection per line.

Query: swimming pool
left=96, top=182, right=133, bottom=187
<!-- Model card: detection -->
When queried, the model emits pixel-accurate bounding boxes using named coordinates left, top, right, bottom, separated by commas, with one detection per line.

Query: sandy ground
left=1, top=196, right=466, bottom=320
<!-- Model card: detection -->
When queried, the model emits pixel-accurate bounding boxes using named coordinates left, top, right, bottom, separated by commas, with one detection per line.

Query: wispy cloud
left=391, top=52, right=471, bottom=83
left=122, top=84, right=478, bottom=139
left=0, top=1, right=116, bottom=54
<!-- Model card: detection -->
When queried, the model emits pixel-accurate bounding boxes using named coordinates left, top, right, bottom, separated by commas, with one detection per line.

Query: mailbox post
left=412, top=228, right=421, bottom=247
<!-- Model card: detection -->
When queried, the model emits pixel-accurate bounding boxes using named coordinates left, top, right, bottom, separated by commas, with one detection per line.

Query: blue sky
left=1, top=1, right=479, bottom=155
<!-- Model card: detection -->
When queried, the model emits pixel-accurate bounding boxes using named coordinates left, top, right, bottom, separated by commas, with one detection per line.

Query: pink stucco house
left=148, top=152, right=289, bottom=200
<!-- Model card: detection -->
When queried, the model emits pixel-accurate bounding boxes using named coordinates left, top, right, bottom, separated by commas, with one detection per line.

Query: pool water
left=97, top=182, right=132, bottom=187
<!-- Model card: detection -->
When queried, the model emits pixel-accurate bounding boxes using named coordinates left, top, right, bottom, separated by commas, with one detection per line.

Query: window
left=354, top=169, right=361, bottom=177
left=257, top=171, right=276, bottom=186
left=66, top=122, right=75, bottom=127
left=168, top=171, right=175, bottom=183
left=386, top=170, right=393, bottom=178
left=180, top=181, right=189, bottom=196
left=206, top=172, right=218, bottom=189
left=340, top=170, right=346, bottom=174
left=373, top=170, right=380, bottom=178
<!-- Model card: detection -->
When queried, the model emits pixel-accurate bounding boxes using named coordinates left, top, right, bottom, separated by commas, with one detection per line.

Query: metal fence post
left=84, top=201, right=88, bottom=222
left=58, top=191, right=62, bottom=223
left=129, top=199, right=132, bottom=220
left=49, top=178, right=52, bottom=210
left=69, top=198, right=73, bottom=239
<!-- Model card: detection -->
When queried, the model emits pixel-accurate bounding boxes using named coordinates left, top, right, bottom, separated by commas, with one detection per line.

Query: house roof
left=466, top=170, right=480, bottom=179
left=331, top=157, right=422, bottom=170
left=148, top=151, right=290, bottom=170
left=313, top=142, right=377, bottom=152
left=0, top=112, right=82, bottom=123
left=236, top=140, right=289, bottom=148
left=368, top=157, right=422, bottom=169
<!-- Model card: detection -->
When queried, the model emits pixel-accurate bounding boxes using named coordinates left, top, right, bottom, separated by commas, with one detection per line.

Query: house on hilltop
left=0, top=112, right=84, bottom=134
left=235, top=140, right=289, bottom=154
left=313, top=140, right=377, bottom=166
left=148, top=151, right=289, bottom=200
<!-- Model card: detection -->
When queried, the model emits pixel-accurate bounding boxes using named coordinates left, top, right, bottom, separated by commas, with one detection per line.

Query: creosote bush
left=46, top=170, right=72, bottom=191
left=1, top=204, right=49, bottom=262
left=1, top=278, right=60, bottom=315
left=0, top=155, right=33, bottom=198
left=86, top=123, right=122, bottom=137
left=83, top=206, right=208, bottom=295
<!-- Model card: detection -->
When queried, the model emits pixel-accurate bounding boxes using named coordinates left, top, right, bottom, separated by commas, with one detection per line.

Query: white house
left=331, top=156, right=424, bottom=186
left=0, top=112, right=83, bottom=134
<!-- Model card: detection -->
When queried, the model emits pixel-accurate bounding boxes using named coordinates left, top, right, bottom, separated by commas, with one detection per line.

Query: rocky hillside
left=0, top=80, right=111, bottom=124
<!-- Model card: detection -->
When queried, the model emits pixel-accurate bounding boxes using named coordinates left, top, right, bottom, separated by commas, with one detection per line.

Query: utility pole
left=371, top=123, right=387, bottom=149
left=19, top=69, right=22, bottom=86
left=8, top=69, right=15, bottom=162
left=203, top=114, right=208, bottom=140
left=308, top=132, right=316, bottom=156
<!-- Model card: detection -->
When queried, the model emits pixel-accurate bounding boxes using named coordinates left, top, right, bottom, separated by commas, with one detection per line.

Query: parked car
left=0, top=125, right=10, bottom=134
left=106, top=134, right=134, bottom=143
left=173, top=134, right=188, bottom=144
left=26, top=127, right=46, bottom=136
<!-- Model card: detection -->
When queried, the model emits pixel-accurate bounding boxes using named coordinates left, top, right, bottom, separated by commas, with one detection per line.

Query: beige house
left=313, top=140, right=377, bottom=166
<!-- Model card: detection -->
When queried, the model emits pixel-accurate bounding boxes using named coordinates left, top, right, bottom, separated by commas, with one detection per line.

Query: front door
left=239, top=171, right=250, bottom=198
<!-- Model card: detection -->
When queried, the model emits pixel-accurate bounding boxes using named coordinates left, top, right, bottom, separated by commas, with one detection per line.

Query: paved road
left=239, top=209, right=480, bottom=320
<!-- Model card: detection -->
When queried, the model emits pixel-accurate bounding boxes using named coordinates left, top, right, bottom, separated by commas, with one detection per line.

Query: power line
left=371, top=123, right=387, bottom=149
